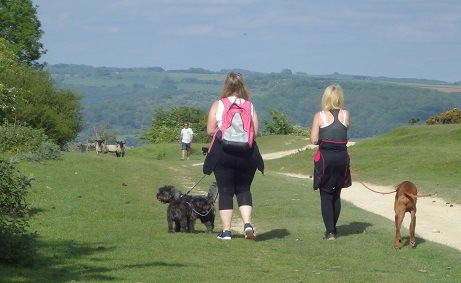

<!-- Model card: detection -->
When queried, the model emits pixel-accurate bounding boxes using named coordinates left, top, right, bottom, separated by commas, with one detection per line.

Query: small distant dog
left=187, top=182, right=218, bottom=233
left=394, top=181, right=431, bottom=250
left=156, top=185, right=194, bottom=233
left=201, top=147, right=209, bottom=155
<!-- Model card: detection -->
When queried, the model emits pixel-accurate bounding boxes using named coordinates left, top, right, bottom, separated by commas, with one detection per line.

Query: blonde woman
left=203, top=72, right=264, bottom=240
left=310, top=84, right=351, bottom=240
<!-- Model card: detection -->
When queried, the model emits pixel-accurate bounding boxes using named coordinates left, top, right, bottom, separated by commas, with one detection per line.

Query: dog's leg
left=203, top=221, right=212, bottom=233
left=210, top=213, right=215, bottom=232
left=409, top=210, right=416, bottom=248
left=167, top=216, right=174, bottom=232
left=394, top=206, right=405, bottom=250
left=175, top=220, right=181, bottom=232
left=179, top=217, right=188, bottom=232
left=189, top=216, right=196, bottom=233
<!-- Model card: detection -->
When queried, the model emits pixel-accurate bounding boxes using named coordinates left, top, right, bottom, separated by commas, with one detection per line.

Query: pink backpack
left=218, top=97, right=254, bottom=152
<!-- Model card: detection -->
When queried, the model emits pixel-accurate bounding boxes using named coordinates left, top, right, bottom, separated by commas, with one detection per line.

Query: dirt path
left=267, top=145, right=461, bottom=252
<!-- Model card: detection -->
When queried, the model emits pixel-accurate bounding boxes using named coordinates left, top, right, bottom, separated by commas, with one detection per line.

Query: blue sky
left=33, top=0, right=461, bottom=82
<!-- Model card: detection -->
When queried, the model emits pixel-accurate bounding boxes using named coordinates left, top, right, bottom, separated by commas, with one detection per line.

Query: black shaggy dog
left=201, top=147, right=209, bottom=155
left=187, top=182, right=218, bottom=233
left=156, top=185, right=195, bottom=233
left=156, top=183, right=218, bottom=233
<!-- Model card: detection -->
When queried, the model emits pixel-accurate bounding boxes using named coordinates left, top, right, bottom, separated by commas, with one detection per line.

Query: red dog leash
left=350, top=166, right=397, bottom=195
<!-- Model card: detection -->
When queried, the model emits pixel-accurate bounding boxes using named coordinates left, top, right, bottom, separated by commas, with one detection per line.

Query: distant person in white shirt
left=180, top=122, right=193, bottom=160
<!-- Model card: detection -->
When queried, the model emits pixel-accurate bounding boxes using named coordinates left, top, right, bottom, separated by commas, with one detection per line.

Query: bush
left=0, top=122, right=49, bottom=154
left=262, top=109, right=295, bottom=135
left=0, top=158, right=37, bottom=266
left=292, top=124, right=310, bottom=136
left=426, top=108, right=461, bottom=125
left=36, top=141, right=62, bottom=160
left=0, top=122, right=62, bottom=161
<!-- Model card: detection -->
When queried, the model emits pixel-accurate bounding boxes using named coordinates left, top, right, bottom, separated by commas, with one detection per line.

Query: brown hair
left=220, top=72, right=250, bottom=100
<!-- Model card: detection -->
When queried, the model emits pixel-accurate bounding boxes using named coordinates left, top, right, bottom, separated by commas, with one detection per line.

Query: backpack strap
left=221, top=97, right=233, bottom=111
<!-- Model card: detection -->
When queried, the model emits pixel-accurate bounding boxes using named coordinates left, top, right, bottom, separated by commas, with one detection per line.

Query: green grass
left=1, top=125, right=460, bottom=282
left=348, top=124, right=461, bottom=203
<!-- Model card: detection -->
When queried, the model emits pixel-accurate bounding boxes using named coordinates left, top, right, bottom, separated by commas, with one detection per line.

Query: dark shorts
left=182, top=142, right=191, bottom=151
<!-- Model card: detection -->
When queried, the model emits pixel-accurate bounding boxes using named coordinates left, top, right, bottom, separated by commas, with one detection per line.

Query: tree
left=409, top=116, right=420, bottom=125
left=262, top=109, right=295, bottom=135
left=0, top=0, right=45, bottom=67
left=0, top=38, right=83, bottom=146
left=92, top=123, right=117, bottom=144
left=141, top=107, right=209, bottom=144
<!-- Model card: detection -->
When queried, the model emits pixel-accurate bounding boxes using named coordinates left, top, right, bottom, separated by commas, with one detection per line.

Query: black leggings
left=320, top=188, right=342, bottom=234
left=213, top=153, right=257, bottom=210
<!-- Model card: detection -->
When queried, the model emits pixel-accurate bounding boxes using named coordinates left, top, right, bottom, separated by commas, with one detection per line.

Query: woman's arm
left=252, top=108, right=259, bottom=138
left=310, top=112, right=320, bottom=145
left=206, top=100, right=220, bottom=136
left=344, top=110, right=350, bottom=129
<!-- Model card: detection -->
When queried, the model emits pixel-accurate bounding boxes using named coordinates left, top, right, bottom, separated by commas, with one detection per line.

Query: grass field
left=1, top=125, right=460, bottom=282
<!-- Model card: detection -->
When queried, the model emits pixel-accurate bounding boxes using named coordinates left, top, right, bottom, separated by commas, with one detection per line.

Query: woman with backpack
left=203, top=72, right=264, bottom=240
left=310, top=84, right=351, bottom=240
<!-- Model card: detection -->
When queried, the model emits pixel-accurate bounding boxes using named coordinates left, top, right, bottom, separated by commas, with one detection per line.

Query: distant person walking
left=203, top=72, right=264, bottom=240
left=310, top=84, right=351, bottom=240
left=180, top=122, right=193, bottom=160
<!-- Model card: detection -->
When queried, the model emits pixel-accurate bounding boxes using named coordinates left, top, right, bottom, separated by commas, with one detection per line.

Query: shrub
left=292, top=124, right=310, bottom=136
left=0, top=122, right=62, bottom=161
left=262, top=109, right=295, bottom=135
left=0, top=158, right=37, bottom=266
left=0, top=122, right=49, bottom=154
left=426, top=108, right=461, bottom=124
left=36, top=141, right=62, bottom=160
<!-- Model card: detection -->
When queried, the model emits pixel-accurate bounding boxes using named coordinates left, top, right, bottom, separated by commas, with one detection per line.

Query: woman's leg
left=238, top=205, right=252, bottom=224
left=235, top=162, right=256, bottom=224
left=214, top=160, right=236, bottom=231
left=320, top=189, right=335, bottom=235
left=219, top=209, right=233, bottom=231
left=332, top=188, right=342, bottom=233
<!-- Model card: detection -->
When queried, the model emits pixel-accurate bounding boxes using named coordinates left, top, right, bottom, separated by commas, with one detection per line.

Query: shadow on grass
left=397, top=235, right=427, bottom=249
left=1, top=235, right=194, bottom=282
left=255, top=228, right=290, bottom=241
left=337, top=221, right=372, bottom=236
left=28, top=207, right=46, bottom=217
left=0, top=237, right=192, bottom=282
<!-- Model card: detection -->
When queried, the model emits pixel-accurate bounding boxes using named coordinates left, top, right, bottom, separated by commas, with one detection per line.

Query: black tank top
left=318, top=109, right=347, bottom=142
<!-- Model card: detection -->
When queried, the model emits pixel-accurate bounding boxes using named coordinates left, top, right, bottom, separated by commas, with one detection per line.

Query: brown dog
left=394, top=181, right=431, bottom=250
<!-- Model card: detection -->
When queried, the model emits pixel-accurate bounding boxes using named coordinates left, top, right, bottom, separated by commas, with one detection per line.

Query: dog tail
left=207, top=182, right=218, bottom=201
left=404, top=192, right=432, bottom=199
left=414, top=193, right=432, bottom=198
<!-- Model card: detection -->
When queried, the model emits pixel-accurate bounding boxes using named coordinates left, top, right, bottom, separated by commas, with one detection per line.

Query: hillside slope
left=47, top=64, right=461, bottom=142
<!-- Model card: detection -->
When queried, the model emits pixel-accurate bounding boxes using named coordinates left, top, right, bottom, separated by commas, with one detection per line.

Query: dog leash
left=187, top=203, right=214, bottom=217
left=189, top=192, right=219, bottom=217
left=350, top=166, right=396, bottom=195
left=184, top=174, right=207, bottom=195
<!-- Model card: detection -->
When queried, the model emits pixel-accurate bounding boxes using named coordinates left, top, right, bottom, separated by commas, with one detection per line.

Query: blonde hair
left=321, top=84, right=344, bottom=110
left=221, top=72, right=250, bottom=100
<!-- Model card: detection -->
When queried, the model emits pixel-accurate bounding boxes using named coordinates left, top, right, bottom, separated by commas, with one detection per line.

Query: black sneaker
left=324, top=232, right=336, bottom=240
left=217, top=230, right=231, bottom=240
left=244, top=223, right=256, bottom=239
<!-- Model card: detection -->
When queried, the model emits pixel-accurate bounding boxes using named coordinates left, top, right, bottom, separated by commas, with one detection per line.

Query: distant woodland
left=47, top=64, right=461, bottom=145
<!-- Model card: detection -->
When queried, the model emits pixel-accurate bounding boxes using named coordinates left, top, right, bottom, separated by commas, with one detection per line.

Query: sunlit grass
left=1, top=126, right=460, bottom=282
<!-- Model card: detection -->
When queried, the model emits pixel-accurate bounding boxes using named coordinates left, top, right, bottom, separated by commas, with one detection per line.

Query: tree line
left=1, top=0, right=82, bottom=266
left=48, top=64, right=461, bottom=144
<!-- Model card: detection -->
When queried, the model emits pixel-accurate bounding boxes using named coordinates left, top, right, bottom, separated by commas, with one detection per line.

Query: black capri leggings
left=320, top=188, right=342, bottom=234
left=213, top=153, right=257, bottom=210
